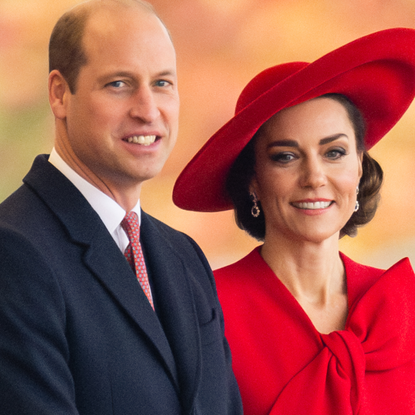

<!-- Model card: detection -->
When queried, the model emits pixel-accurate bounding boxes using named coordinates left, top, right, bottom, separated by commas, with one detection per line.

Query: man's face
left=61, top=6, right=179, bottom=194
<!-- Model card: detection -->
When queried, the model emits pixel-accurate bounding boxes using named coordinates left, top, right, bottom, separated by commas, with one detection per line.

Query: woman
left=173, top=28, right=415, bottom=414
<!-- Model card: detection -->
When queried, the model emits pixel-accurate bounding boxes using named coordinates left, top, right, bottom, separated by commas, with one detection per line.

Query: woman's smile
left=291, top=200, right=333, bottom=210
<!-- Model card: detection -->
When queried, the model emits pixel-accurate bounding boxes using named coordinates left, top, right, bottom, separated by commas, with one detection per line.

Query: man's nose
left=129, top=86, right=160, bottom=123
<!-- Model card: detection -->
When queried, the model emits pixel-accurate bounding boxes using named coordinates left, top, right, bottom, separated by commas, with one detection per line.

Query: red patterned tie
left=121, top=212, right=154, bottom=310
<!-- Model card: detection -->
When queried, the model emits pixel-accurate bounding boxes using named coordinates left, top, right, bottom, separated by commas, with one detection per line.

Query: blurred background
left=2, top=0, right=415, bottom=269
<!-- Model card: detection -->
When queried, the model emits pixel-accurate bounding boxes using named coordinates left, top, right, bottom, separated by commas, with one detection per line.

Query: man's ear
left=48, top=70, right=71, bottom=120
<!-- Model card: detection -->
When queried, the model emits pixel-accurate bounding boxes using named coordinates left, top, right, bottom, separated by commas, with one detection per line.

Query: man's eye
left=107, top=81, right=125, bottom=88
left=155, top=80, right=171, bottom=87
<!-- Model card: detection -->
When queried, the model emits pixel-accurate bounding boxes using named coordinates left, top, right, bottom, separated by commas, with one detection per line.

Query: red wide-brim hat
left=173, top=28, right=415, bottom=212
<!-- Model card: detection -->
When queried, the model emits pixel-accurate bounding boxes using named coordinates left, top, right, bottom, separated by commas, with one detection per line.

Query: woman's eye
left=326, top=148, right=346, bottom=159
left=270, top=152, right=296, bottom=163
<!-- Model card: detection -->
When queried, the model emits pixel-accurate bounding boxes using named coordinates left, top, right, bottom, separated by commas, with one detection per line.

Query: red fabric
left=215, top=247, right=415, bottom=414
left=121, top=212, right=154, bottom=309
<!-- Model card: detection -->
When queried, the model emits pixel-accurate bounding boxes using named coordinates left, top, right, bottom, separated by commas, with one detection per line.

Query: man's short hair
left=48, top=0, right=158, bottom=94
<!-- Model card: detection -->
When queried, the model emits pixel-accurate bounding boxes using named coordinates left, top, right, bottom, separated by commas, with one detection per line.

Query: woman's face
left=251, top=97, right=363, bottom=244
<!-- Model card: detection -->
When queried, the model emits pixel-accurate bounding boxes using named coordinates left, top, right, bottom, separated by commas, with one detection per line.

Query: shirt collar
left=48, top=148, right=141, bottom=236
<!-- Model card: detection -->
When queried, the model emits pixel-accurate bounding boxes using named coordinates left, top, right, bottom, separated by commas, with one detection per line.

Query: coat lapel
left=82, top=232, right=180, bottom=389
left=23, top=155, right=180, bottom=390
left=140, top=212, right=202, bottom=413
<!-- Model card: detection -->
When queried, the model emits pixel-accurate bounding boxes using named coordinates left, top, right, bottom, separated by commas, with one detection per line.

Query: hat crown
left=235, top=62, right=308, bottom=115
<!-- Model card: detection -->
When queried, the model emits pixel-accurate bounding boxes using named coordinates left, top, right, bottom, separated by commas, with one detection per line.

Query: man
left=0, top=1, right=242, bottom=413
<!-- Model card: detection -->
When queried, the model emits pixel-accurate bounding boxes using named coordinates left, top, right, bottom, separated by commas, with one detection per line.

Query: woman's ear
left=357, top=151, right=364, bottom=180
left=249, top=174, right=260, bottom=200
left=48, top=70, right=70, bottom=120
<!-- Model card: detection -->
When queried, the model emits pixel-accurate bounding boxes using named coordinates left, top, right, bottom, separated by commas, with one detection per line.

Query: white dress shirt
left=48, top=148, right=140, bottom=253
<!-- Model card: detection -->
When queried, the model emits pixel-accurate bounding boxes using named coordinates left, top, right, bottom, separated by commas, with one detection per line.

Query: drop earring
left=354, top=186, right=360, bottom=212
left=250, top=192, right=260, bottom=218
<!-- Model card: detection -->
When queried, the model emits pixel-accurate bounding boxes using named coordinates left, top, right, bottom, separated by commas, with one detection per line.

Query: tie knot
left=121, top=212, right=140, bottom=242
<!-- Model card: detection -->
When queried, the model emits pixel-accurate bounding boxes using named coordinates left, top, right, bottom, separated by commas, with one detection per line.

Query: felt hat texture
left=173, top=28, right=415, bottom=212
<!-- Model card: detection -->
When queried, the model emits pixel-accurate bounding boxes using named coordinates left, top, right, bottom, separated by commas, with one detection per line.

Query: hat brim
left=173, top=28, right=415, bottom=212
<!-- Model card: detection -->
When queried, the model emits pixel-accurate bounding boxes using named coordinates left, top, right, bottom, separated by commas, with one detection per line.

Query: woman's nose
left=299, top=157, right=327, bottom=188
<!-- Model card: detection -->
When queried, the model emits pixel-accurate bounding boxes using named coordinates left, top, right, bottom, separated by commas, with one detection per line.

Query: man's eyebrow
left=155, top=69, right=176, bottom=78
left=103, top=71, right=134, bottom=78
left=99, top=69, right=177, bottom=81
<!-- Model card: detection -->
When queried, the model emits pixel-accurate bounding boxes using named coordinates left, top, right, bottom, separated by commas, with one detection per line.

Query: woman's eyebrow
left=319, top=134, right=348, bottom=145
left=267, top=134, right=348, bottom=149
left=267, top=139, right=298, bottom=148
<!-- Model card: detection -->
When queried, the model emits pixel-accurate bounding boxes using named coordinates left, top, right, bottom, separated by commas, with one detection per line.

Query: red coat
left=215, top=247, right=415, bottom=414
